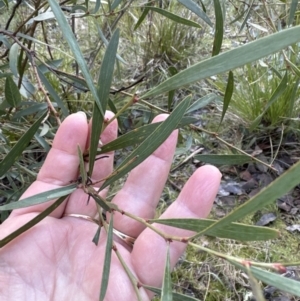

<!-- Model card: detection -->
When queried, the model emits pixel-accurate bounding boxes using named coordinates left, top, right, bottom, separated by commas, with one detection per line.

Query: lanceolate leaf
left=101, top=96, right=191, bottom=189
left=142, top=26, right=300, bottom=98
left=0, top=111, right=47, bottom=177
left=48, top=0, right=104, bottom=116
left=143, top=285, right=199, bottom=301
left=178, top=0, right=212, bottom=27
left=146, top=6, right=201, bottom=28
left=191, top=158, right=300, bottom=240
left=100, top=215, right=114, bottom=301
left=97, top=115, right=198, bottom=155
left=194, top=154, right=252, bottom=166
left=89, top=29, right=119, bottom=175
left=212, top=0, right=224, bottom=56
left=150, top=218, right=279, bottom=241
left=97, top=123, right=160, bottom=154
left=134, top=5, right=150, bottom=31
left=0, top=195, right=68, bottom=248
left=161, top=243, right=172, bottom=301
left=0, top=184, right=76, bottom=210
left=186, top=93, right=217, bottom=114
left=220, top=71, right=234, bottom=125
left=5, top=76, right=21, bottom=107
left=288, top=0, right=298, bottom=26
left=230, top=261, right=300, bottom=297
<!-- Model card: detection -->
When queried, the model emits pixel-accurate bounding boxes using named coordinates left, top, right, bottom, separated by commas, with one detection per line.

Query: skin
left=0, top=111, right=221, bottom=301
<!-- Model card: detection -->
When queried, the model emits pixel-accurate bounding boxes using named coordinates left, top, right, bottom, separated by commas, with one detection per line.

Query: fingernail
left=77, top=111, right=87, bottom=119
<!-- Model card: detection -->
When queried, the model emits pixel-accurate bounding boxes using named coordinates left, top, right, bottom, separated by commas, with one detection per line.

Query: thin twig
left=190, top=124, right=278, bottom=172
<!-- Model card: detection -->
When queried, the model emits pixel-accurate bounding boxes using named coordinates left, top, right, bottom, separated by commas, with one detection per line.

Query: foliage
left=1, top=0, right=300, bottom=300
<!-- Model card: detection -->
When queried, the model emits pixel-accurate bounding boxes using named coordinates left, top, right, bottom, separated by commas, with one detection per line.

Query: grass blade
left=89, top=29, right=119, bottom=175
left=219, top=70, right=233, bottom=125
left=178, top=0, right=212, bottom=27
left=212, top=0, right=224, bottom=56
left=0, top=195, right=68, bottom=248
left=191, top=158, right=300, bottom=240
left=102, top=96, right=191, bottom=189
left=99, top=215, right=114, bottom=301
left=251, top=71, right=288, bottom=128
left=194, top=154, right=252, bottom=165
left=0, top=111, right=46, bottom=177
left=48, top=0, right=103, bottom=116
left=142, top=26, right=300, bottom=98
left=0, top=184, right=76, bottom=210
left=161, top=243, right=172, bottom=301
left=146, top=6, right=201, bottom=28
left=150, top=218, right=279, bottom=241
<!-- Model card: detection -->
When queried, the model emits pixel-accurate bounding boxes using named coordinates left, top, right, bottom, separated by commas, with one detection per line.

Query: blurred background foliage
left=2, top=0, right=300, bottom=300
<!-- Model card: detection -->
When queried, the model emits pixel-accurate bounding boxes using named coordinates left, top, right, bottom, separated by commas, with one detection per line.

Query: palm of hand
left=0, top=112, right=221, bottom=301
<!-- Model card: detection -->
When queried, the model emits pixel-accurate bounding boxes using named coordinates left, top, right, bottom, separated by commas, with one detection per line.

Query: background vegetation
left=1, top=0, right=300, bottom=300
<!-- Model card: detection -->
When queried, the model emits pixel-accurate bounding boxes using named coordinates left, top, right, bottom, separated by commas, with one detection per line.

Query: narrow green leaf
left=230, top=261, right=300, bottom=297
left=97, top=115, right=197, bottom=156
left=178, top=0, right=212, bottom=27
left=0, top=111, right=47, bottom=177
left=90, top=192, right=114, bottom=212
left=96, top=24, right=127, bottom=65
left=143, top=285, right=199, bottom=301
left=150, top=218, right=279, bottom=241
left=9, top=43, right=19, bottom=77
left=134, top=5, right=150, bottom=31
left=5, top=76, right=21, bottom=107
left=77, top=145, right=87, bottom=185
left=111, top=0, right=121, bottom=10
left=191, top=158, right=300, bottom=240
left=37, top=66, right=68, bottom=117
left=288, top=0, right=298, bottom=26
left=98, top=123, right=160, bottom=154
left=212, top=0, right=224, bottom=56
left=48, top=0, right=103, bottom=116
left=186, top=93, right=217, bottom=114
left=194, top=154, right=252, bottom=166
left=142, top=26, right=300, bottom=98
left=89, top=29, right=119, bottom=175
left=92, top=226, right=101, bottom=245
left=0, top=184, right=76, bottom=210
left=161, top=243, right=172, bottom=301
left=146, top=6, right=201, bottom=28
left=99, top=215, right=114, bottom=301
left=13, top=103, right=48, bottom=119
left=219, top=71, right=234, bottom=125
left=92, top=0, right=101, bottom=13
left=102, top=96, right=191, bottom=189
left=0, top=195, right=68, bottom=248
left=239, top=0, right=255, bottom=32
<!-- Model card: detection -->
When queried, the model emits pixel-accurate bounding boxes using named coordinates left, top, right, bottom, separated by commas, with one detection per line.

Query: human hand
left=0, top=112, right=221, bottom=301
